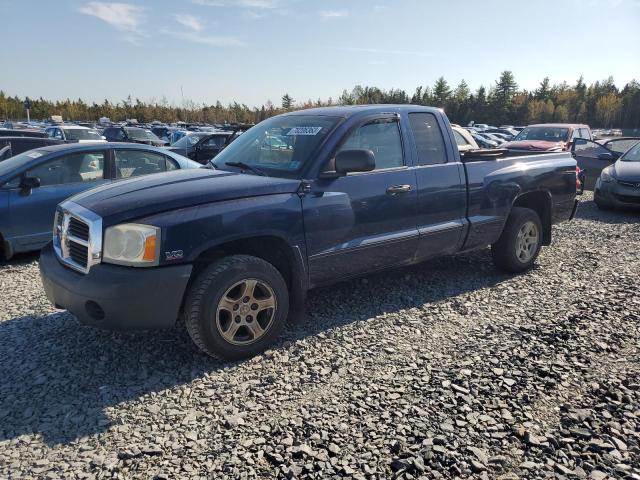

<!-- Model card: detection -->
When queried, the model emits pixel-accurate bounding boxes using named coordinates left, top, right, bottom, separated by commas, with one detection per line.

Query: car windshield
left=171, top=133, right=208, bottom=148
left=0, top=149, right=46, bottom=180
left=63, top=129, right=102, bottom=141
left=211, top=115, right=341, bottom=175
left=125, top=128, right=160, bottom=141
left=514, top=127, right=569, bottom=142
left=620, top=142, right=640, bottom=162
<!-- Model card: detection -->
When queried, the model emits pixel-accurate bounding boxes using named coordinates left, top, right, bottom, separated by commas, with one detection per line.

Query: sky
left=1, top=0, right=639, bottom=108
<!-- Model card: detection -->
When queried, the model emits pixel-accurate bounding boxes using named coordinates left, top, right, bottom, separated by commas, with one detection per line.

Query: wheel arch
left=511, top=190, right=552, bottom=245
left=187, top=234, right=308, bottom=311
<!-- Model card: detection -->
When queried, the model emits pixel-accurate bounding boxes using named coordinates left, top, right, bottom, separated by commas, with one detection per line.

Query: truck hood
left=504, top=140, right=566, bottom=151
left=68, top=168, right=302, bottom=224
left=613, top=161, right=640, bottom=182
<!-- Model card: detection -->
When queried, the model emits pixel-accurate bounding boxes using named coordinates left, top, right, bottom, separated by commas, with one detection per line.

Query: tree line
left=1, top=71, right=638, bottom=128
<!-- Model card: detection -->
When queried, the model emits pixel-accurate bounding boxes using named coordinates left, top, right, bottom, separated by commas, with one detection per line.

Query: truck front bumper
left=39, top=243, right=192, bottom=330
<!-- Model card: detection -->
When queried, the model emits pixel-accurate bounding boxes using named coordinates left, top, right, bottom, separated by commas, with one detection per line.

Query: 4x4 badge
left=165, top=250, right=184, bottom=261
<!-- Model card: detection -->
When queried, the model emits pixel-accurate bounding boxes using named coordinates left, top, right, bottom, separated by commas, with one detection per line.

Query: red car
left=504, top=123, right=592, bottom=154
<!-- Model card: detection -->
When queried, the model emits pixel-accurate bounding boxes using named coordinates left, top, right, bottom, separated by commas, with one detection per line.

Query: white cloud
left=192, top=0, right=277, bottom=7
left=319, top=10, right=348, bottom=18
left=161, top=29, right=244, bottom=47
left=191, top=0, right=224, bottom=5
left=173, top=14, right=203, bottom=32
left=79, top=2, right=143, bottom=31
left=238, top=0, right=277, bottom=8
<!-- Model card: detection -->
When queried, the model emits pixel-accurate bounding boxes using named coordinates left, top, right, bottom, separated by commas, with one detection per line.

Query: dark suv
left=166, top=131, right=236, bottom=164
left=102, top=126, right=168, bottom=147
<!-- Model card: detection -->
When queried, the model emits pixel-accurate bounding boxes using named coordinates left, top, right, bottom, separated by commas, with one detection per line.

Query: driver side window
left=338, top=120, right=404, bottom=170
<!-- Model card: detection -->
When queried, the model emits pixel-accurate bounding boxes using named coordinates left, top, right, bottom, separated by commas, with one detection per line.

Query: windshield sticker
left=286, top=127, right=322, bottom=136
left=25, top=151, right=43, bottom=159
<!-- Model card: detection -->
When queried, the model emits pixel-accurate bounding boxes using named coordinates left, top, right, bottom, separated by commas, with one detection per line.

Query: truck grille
left=53, top=202, right=103, bottom=274
left=68, top=217, right=90, bottom=241
left=68, top=237, right=89, bottom=268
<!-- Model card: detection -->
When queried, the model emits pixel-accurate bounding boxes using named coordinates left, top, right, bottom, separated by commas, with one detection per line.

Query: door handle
left=386, top=184, right=412, bottom=195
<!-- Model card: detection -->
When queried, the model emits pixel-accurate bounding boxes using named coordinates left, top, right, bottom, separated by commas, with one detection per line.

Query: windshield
left=0, top=149, right=45, bottom=180
left=63, top=128, right=102, bottom=141
left=211, top=115, right=340, bottom=175
left=171, top=133, right=208, bottom=148
left=125, top=128, right=160, bottom=141
left=620, top=141, right=640, bottom=162
left=514, top=127, right=569, bottom=142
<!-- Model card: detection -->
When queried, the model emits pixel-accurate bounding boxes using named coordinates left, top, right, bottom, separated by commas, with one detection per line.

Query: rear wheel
left=184, top=255, right=289, bottom=360
left=491, top=207, right=542, bottom=273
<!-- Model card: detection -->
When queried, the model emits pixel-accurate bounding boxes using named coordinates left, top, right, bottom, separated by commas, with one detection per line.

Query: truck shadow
left=0, top=250, right=508, bottom=446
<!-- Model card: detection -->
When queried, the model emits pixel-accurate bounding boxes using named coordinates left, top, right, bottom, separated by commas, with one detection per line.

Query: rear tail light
left=576, top=166, right=584, bottom=193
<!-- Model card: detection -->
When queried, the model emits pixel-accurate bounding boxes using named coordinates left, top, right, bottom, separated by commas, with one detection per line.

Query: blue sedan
left=0, top=142, right=200, bottom=259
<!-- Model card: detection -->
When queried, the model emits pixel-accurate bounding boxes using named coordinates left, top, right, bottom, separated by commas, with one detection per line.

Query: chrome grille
left=53, top=202, right=103, bottom=274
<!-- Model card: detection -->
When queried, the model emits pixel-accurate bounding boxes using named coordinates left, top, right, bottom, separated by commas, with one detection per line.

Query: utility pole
left=180, top=85, right=187, bottom=123
left=24, top=97, right=32, bottom=123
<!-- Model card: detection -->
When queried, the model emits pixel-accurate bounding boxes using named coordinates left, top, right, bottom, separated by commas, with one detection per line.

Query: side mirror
left=598, top=152, right=614, bottom=161
left=335, top=149, right=375, bottom=175
left=20, top=176, right=41, bottom=191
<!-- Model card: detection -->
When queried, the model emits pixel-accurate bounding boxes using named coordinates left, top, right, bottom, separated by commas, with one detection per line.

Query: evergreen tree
left=432, top=77, right=451, bottom=107
left=535, top=77, right=552, bottom=100
left=281, top=93, right=294, bottom=109
left=491, top=71, right=518, bottom=124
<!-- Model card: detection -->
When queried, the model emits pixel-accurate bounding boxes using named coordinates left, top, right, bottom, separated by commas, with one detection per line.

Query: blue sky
left=1, top=0, right=639, bottom=107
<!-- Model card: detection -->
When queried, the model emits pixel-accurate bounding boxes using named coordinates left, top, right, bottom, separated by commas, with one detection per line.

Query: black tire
left=491, top=207, right=543, bottom=273
left=594, top=193, right=614, bottom=211
left=184, top=255, right=289, bottom=360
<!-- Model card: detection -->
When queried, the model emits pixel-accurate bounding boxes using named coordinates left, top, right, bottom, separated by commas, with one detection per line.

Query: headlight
left=103, top=223, right=160, bottom=266
left=600, top=169, right=615, bottom=183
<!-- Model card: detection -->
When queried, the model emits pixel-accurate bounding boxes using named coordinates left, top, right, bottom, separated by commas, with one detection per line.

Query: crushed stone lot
left=1, top=192, right=639, bottom=480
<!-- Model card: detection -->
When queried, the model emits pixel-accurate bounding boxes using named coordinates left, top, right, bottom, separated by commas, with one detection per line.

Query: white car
left=45, top=125, right=106, bottom=143
left=452, top=126, right=480, bottom=152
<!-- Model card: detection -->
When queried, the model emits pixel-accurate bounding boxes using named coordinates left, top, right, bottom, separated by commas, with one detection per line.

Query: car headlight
left=600, top=168, right=615, bottom=183
left=103, top=224, right=160, bottom=266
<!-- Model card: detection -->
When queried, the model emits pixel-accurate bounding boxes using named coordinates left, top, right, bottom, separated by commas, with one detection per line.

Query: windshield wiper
left=225, top=161, right=267, bottom=176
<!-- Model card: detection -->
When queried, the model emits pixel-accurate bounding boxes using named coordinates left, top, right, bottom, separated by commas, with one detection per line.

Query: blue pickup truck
left=39, top=106, right=579, bottom=360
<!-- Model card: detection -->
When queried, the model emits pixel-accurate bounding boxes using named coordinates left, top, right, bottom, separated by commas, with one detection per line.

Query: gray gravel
left=1, top=192, right=639, bottom=479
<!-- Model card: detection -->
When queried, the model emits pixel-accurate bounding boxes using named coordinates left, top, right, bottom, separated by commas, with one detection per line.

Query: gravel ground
left=0, top=192, right=639, bottom=480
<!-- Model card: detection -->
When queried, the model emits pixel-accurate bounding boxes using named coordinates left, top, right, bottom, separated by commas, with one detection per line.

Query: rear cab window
left=408, top=113, right=447, bottom=165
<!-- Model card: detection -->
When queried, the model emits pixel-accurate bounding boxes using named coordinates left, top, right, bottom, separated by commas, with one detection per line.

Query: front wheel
left=594, top=192, right=614, bottom=211
left=491, top=207, right=542, bottom=273
left=184, top=255, right=289, bottom=360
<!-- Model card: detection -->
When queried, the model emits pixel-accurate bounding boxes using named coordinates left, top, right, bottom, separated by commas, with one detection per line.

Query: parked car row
left=1, top=121, right=249, bottom=166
